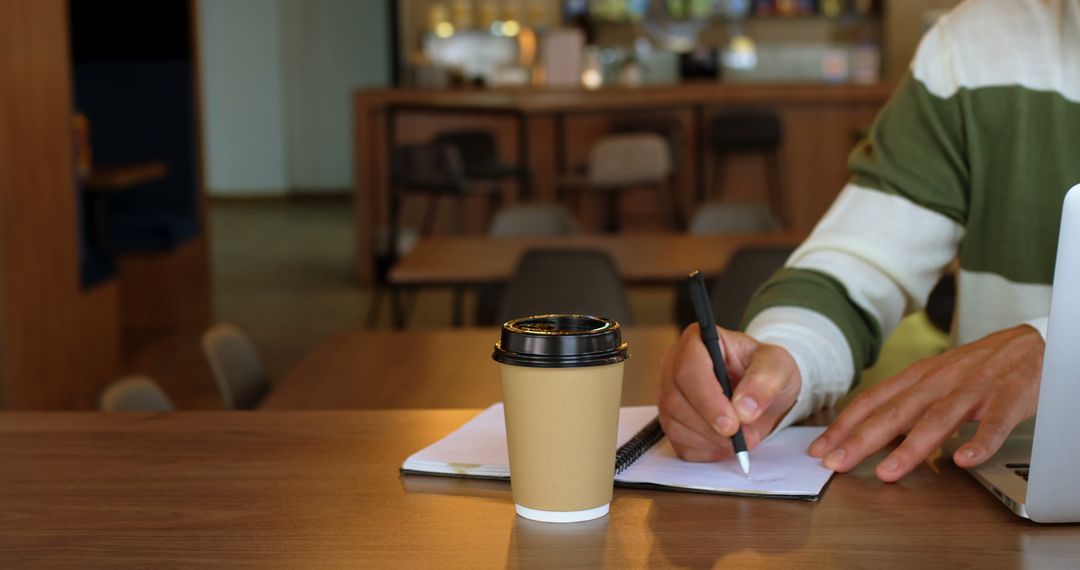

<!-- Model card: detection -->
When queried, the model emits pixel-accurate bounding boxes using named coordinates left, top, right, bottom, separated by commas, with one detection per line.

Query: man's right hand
left=658, top=324, right=802, bottom=462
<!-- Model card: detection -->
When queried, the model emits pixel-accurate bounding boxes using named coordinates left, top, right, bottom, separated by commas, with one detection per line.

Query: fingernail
left=880, top=458, right=899, bottom=472
left=960, top=447, right=979, bottom=462
left=714, top=416, right=736, bottom=436
left=734, top=396, right=759, bottom=420
left=809, top=437, right=828, bottom=456
left=824, top=448, right=846, bottom=468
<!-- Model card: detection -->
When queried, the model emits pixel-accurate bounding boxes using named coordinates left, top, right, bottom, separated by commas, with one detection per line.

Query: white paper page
left=401, top=403, right=659, bottom=478
left=616, top=426, right=833, bottom=497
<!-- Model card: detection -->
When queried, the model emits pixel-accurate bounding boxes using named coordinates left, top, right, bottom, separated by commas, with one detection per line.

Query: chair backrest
left=587, top=133, right=672, bottom=187
left=98, top=375, right=174, bottom=412
left=393, top=143, right=466, bottom=192
left=689, top=202, right=780, bottom=234
left=201, top=323, right=270, bottom=410
left=433, top=129, right=499, bottom=172
left=709, top=110, right=782, bottom=152
left=489, top=204, right=580, bottom=237
left=711, top=245, right=795, bottom=330
left=611, top=117, right=683, bottom=162
left=497, top=249, right=634, bottom=325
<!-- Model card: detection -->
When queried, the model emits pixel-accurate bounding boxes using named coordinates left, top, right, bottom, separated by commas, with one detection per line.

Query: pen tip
left=737, top=451, right=751, bottom=477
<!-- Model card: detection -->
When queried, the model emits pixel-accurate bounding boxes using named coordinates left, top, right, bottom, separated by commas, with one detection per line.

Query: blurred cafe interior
left=0, top=0, right=1003, bottom=564
left=1, top=0, right=960, bottom=411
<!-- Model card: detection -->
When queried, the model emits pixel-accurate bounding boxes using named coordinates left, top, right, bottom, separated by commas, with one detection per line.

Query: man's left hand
left=808, top=325, right=1044, bottom=482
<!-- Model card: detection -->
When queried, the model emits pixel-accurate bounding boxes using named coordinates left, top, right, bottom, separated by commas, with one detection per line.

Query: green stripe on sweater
left=849, top=73, right=1080, bottom=285
left=743, top=268, right=883, bottom=379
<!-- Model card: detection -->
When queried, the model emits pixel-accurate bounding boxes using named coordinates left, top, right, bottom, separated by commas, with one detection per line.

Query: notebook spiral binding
left=614, top=418, right=665, bottom=475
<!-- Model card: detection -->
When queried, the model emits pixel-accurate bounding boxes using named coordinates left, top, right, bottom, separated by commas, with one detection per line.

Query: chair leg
left=365, top=285, right=383, bottom=328
left=606, top=192, right=622, bottom=233
left=451, top=285, right=465, bottom=327
left=486, top=188, right=503, bottom=233
left=421, top=193, right=440, bottom=236
left=655, top=181, right=679, bottom=231
left=453, top=195, right=465, bottom=235
left=391, top=284, right=406, bottom=329
left=710, top=153, right=727, bottom=203
left=764, top=150, right=786, bottom=228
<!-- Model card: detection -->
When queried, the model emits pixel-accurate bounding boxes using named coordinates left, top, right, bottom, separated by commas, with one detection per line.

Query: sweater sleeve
left=741, top=18, right=969, bottom=426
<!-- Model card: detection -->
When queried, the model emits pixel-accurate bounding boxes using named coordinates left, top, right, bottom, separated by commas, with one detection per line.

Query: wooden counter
left=353, top=83, right=894, bottom=283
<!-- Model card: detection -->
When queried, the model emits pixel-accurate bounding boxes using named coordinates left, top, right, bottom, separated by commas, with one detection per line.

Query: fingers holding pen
left=730, top=343, right=799, bottom=426
left=671, top=325, right=742, bottom=438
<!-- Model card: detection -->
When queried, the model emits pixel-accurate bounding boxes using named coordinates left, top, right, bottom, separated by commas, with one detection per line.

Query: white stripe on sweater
left=913, top=0, right=1080, bottom=103
left=788, top=184, right=965, bottom=335
left=955, top=269, right=1052, bottom=344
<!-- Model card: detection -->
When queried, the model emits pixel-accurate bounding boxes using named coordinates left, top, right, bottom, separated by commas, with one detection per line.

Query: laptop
left=964, top=183, right=1080, bottom=523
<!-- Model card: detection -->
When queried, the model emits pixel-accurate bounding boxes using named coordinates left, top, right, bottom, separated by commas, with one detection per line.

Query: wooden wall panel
left=117, top=236, right=212, bottom=351
left=0, top=0, right=122, bottom=409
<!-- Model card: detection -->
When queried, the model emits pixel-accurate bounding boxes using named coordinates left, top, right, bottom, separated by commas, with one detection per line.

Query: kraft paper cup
left=493, top=315, right=629, bottom=523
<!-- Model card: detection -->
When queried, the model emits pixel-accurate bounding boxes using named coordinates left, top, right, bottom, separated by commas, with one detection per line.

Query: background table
left=261, top=326, right=678, bottom=410
left=2, top=409, right=1077, bottom=567
left=390, top=231, right=807, bottom=286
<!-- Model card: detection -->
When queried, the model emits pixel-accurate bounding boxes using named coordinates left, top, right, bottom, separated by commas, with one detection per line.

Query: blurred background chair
left=675, top=245, right=795, bottom=329
left=433, top=129, right=528, bottom=199
left=366, top=225, right=419, bottom=328
left=561, top=133, right=678, bottom=232
left=707, top=110, right=785, bottom=227
left=201, top=323, right=270, bottom=410
left=98, top=375, right=174, bottom=412
left=497, top=249, right=633, bottom=325
left=475, top=204, right=581, bottom=325
left=488, top=203, right=580, bottom=237
left=688, top=201, right=780, bottom=234
left=925, top=272, right=956, bottom=334
left=611, top=117, right=683, bottom=167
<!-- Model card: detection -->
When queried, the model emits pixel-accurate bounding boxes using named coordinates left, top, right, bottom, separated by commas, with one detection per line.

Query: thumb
left=730, top=344, right=800, bottom=426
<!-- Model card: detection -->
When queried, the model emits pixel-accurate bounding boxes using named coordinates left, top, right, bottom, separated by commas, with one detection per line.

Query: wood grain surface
left=262, top=326, right=678, bottom=410
left=390, top=232, right=806, bottom=285
left=0, top=409, right=1076, bottom=568
left=0, top=0, right=121, bottom=409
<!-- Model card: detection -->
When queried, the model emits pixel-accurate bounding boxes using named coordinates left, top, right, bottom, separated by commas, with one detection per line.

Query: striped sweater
left=745, top=0, right=1080, bottom=431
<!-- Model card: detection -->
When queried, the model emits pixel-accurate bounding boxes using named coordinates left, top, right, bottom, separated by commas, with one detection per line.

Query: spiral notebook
left=401, top=403, right=835, bottom=500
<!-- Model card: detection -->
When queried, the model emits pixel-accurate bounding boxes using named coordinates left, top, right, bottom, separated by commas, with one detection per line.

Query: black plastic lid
left=492, top=314, right=630, bottom=368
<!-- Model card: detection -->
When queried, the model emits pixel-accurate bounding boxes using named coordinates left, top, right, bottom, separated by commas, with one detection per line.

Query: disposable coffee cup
left=493, top=314, right=630, bottom=523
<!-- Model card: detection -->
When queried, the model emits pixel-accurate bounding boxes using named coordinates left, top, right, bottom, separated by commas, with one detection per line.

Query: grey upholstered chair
left=496, top=249, right=634, bottom=325
left=561, top=133, right=678, bottom=232
left=474, top=204, right=582, bottom=325
left=201, top=323, right=270, bottom=410
left=688, top=202, right=779, bottom=234
left=489, top=203, right=580, bottom=237
left=709, top=245, right=796, bottom=330
left=674, top=245, right=795, bottom=330
left=98, top=375, right=174, bottom=412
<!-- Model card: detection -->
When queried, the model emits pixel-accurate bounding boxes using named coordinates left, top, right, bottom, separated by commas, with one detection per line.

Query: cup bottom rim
left=514, top=503, right=610, bottom=523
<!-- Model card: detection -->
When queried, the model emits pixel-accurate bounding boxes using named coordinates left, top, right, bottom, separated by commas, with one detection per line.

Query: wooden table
left=2, top=409, right=1077, bottom=567
left=261, top=326, right=678, bottom=410
left=390, top=231, right=805, bottom=286
left=388, top=231, right=804, bottom=326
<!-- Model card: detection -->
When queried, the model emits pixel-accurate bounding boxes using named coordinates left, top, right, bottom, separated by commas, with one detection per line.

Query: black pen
left=686, top=270, right=751, bottom=477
